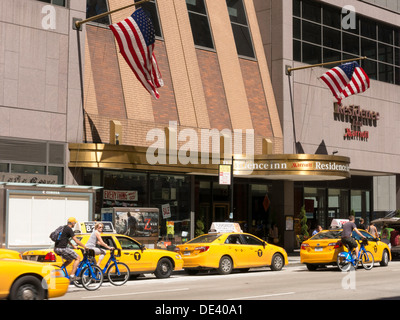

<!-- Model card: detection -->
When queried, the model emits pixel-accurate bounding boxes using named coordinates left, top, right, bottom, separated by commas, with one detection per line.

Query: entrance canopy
left=69, top=143, right=350, bottom=181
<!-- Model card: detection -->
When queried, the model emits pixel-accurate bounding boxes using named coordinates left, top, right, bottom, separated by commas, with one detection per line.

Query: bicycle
left=99, top=249, right=130, bottom=286
left=337, top=238, right=374, bottom=271
left=58, top=248, right=104, bottom=291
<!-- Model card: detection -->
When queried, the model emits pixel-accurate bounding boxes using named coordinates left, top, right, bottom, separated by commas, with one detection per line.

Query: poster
left=162, top=203, right=171, bottom=219
left=219, top=164, right=231, bottom=185
left=115, top=210, right=158, bottom=237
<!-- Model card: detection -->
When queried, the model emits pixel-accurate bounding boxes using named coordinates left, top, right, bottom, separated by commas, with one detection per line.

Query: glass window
left=0, top=163, right=9, bottom=172
left=225, top=235, right=243, bottom=244
left=116, top=236, right=141, bottom=250
left=150, top=174, right=191, bottom=240
left=302, top=21, right=321, bottom=44
left=323, top=27, right=340, bottom=50
left=103, top=171, right=148, bottom=207
left=342, top=33, right=359, bottom=55
left=378, top=44, right=393, bottom=64
left=187, top=234, right=220, bottom=243
left=86, top=0, right=110, bottom=25
left=293, top=18, right=301, bottom=40
left=293, top=40, right=301, bottom=61
left=379, top=63, right=394, bottom=83
left=226, top=0, right=255, bottom=58
left=302, top=0, right=321, bottom=23
left=395, top=67, right=400, bottom=85
left=323, top=6, right=341, bottom=29
left=361, top=38, right=377, bottom=60
left=293, top=0, right=301, bottom=17
left=242, top=234, right=263, bottom=245
left=48, top=166, right=64, bottom=184
left=37, top=0, right=66, bottom=6
left=11, top=164, right=46, bottom=175
left=323, top=48, right=341, bottom=63
left=134, top=0, right=162, bottom=37
left=361, top=18, right=376, bottom=39
left=302, top=43, right=321, bottom=64
left=378, top=23, right=393, bottom=45
left=361, top=59, right=377, bottom=80
left=186, top=0, right=213, bottom=49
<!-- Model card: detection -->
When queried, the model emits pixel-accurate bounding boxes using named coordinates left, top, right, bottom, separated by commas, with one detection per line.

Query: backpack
left=50, top=225, right=66, bottom=243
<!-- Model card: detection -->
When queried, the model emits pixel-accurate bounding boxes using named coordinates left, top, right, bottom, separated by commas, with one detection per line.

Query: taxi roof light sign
left=209, top=222, right=242, bottom=234
left=330, top=219, right=349, bottom=229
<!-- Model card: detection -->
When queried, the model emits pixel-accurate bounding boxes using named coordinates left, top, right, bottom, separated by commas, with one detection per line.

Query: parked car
left=0, top=249, right=69, bottom=300
left=175, top=231, right=288, bottom=275
left=23, top=233, right=183, bottom=279
left=300, top=228, right=391, bottom=271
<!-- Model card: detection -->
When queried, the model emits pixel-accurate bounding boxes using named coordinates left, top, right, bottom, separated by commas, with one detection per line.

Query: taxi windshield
left=187, top=234, right=221, bottom=243
left=311, top=230, right=342, bottom=240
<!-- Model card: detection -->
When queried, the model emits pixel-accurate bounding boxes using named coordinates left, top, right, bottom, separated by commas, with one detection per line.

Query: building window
left=226, top=0, right=255, bottom=59
left=134, top=0, right=162, bottom=38
left=186, top=0, right=214, bottom=49
left=37, top=0, right=66, bottom=7
left=293, top=0, right=400, bottom=85
left=86, top=0, right=110, bottom=25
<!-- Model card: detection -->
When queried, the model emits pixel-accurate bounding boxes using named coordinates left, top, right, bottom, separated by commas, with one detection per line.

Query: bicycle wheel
left=81, top=265, right=103, bottom=291
left=337, top=253, right=352, bottom=272
left=360, top=251, right=374, bottom=270
left=107, top=262, right=130, bottom=286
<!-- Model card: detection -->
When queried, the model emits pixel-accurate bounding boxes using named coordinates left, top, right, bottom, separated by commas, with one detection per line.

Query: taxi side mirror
left=263, top=241, right=267, bottom=249
left=140, top=244, right=146, bottom=252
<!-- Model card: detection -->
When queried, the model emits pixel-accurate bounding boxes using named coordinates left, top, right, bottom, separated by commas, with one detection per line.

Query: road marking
left=228, top=292, right=295, bottom=300
left=81, top=288, right=190, bottom=299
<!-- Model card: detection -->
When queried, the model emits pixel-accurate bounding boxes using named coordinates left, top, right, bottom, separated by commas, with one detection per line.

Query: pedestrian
left=54, top=217, right=87, bottom=280
left=358, top=218, right=366, bottom=230
left=367, top=221, right=379, bottom=238
left=86, top=222, right=114, bottom=266
left=312, top=225, right=322, bottom=236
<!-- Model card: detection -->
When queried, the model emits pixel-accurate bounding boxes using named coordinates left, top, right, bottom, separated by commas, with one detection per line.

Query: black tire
left=270, top=253, right=285, bottom=271
left=81, top=265, right=103, bottom=291
left=306, top=264, right=318, bottom=271
left=380, top=249, right=390, bottom=267
left=217, top=256, right=233, bottom=275
left=337, top=253, right=352, bottom=272
left=361, top=251, right=374, bottom=270
left=154, top=258, right=173, bottom=279
left=107, top=262, right=130, bottom=286
left=9, top=276, right=45, bottom=300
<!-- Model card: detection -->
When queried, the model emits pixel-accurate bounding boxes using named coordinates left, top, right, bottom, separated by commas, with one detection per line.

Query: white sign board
left=209, top=222, right=242, bottom=233
left=330, top=219, right=349, bottom=229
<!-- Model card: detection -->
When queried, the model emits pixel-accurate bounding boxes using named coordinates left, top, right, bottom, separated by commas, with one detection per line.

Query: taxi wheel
left=218, top=256, right=233, bottom=275
left=154, top=258, right=173, bottom=279
left=270, top=253, right=284, bottom=271
left=380, top=249, right=390, bottom=267
left=9, top=276, right=45, bottom=300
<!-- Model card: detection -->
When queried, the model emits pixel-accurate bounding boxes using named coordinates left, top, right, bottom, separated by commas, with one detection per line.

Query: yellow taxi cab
left=23, top=233, right=183, bottom=279
left=0, top=249, right=69, bottom=300
left=300, top=220, right=391, bottom=271
left=175, top=222, right=288, bottom=275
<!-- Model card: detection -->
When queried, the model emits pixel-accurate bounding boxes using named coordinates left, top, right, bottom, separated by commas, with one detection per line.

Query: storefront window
left=150, top=174, right=191, bottom=242
left=328, top=189, right=349, bottom=222
left=304, top=187, right=326, bottom=229
left=351, top=190, right=370, bottom=223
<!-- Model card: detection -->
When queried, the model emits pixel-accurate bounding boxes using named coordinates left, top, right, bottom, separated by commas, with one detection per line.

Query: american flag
left=320, top=62, right=370, bottom=105
left=110, top=8, right=163, bottom=99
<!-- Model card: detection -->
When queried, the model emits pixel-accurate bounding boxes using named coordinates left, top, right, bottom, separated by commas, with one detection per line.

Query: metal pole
left=286, top=56, right=367, bottom=75
left=75, top=0, right=151, bottom=30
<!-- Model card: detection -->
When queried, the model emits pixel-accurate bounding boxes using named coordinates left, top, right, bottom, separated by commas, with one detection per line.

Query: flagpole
left=286, top=56, right=367, bottom=75
left=75, top=0, right=151, bottom=30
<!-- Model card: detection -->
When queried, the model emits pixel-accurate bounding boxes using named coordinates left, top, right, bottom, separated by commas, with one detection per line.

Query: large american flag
left=110, top=8, right=163, bottom=99
left=320, top=62, right=370, bottom=105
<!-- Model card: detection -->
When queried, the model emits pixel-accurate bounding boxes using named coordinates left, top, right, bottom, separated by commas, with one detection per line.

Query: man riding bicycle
left=54, top=217, right=87, bottom=280
left=341, top=215, right=366, bottom=260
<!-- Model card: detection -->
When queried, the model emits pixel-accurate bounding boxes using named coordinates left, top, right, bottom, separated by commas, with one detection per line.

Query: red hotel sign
left=334, top=103, right=380, bottom=141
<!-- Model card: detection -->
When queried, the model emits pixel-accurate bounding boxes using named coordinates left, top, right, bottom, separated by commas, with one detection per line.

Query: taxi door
left=359, top=230, right=383, bottom=261
left=114, top=235, right=152, bottom=272
left=224, top=234, right=249, bottom=268
left=241, top=234, right=270, bottom=267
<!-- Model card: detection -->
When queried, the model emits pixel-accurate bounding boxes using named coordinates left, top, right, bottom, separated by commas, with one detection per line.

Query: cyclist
left=86, top=222, right=114, bottom=266
left=341, top=215, right=366, bottom=260
left=54, top=217, right=87, bottom=280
